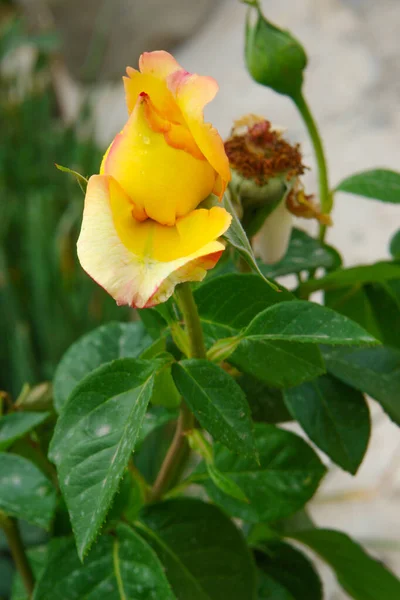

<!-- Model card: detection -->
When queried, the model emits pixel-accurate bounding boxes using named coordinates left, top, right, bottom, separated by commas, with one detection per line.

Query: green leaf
left=322, top=346, right=400, bottom=425
left=302, top=262, right=400, bottom=294
left=196, top=424, right=326, bottom=523
left=291, top=528, right=400, bottom=600
left=53, top=321, right=154, bottom=413
left=196, top=273, right=292, bottom=329
left=221, top=194, right=278, bottom=289
left=284, top=375, right=370, bottom=474
left=240, top=301, right=378, bottom=345
left=245, top=4, right=307, bottom=98
left=207, top=463, right=250, bottom=503
left=0, top=412, right=49, bottom=450
left=326, top=281, right=400, bottom=350
left=238, top=374, right=292, bottom=424
left=232, top=339, right=325, bottom=388
left=137, top=498, right=256, bottom=600
left=256, top=540, right=322, bottom=600
left=49, top=358, right=160, bottom=558
left=0, top=453, right=55, bottom=529
left=33, top=525, right=176, bottom=600
left=195, top=273, right=292, bottom=347
left=389, top=229, right=400, bottom=259
left=336, top=169, right=400, bottom=203
left=257, top=571, right=295, bottom=600
left=172, top=360, right=256, bottom=457
left=260, top=228, right=341, bottom=279
left=150, top=357, right=181, bottom=409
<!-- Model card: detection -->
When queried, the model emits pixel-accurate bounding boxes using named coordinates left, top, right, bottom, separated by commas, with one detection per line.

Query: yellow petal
left=124, top=68, right=182, bottom=123
left=102, top=93, right=217, bottom=225
left=77, top=175, right=231, bottom=309
left=124, top=51, right=183, bottom=121
left=167, top=70, right=231, bottom=196
left=139, top=50, right=181, bottom=79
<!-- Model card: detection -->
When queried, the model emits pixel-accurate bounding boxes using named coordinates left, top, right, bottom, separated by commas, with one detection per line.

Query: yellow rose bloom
left=77, top=51, right=232, bottom=308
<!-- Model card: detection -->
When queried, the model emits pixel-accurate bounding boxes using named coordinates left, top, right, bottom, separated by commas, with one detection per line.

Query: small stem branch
left=293, top=92, right=331, bottom=242
left=1, top=515, right=34, bottom=597
left=150, top=283, right=205, bottom=502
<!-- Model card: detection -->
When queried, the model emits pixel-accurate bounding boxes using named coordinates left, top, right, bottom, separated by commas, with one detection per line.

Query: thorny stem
left=150, top=283, right=206, bottom=501
left=0, top=514, right=35, bottom=597
left=293, top=92, right=332, bottom=243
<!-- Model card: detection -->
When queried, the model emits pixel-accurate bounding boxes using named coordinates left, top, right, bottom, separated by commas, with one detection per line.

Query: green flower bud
left=245, top=3, right=307, bottom=98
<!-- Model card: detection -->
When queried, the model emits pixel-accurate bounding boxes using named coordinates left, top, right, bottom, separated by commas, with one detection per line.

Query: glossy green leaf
left=196, top=424, right=325, bottom=523
left=261, top=228, right=341, bottom=279
left=302, top=262, right=400, bottom=294
left=284, top=375, right=370, bottom=474
left=256, top=540, right=322, bottom=600
left=196, top=273, right=291, bottom=330
left=231, top=339, right=325, bottom=388
left=389, top=229, right=400, bottom=259
left=241, top=301, right=377, bottom=345
left=0, top=453, right=55, bottom=529
left=172, top=360, right=255, bottom=457
left=336, top=169, right=400, bottom=203
left=0, top=412, right=49, bottom=450
left=53, top=321, right=154, bottom=413
left=33, top=525, right=175, bottom=600
left=238, top=374, right=292, bottom=424
left=291, top=528, right=400, bottom=600
left=323, top=346, right=400, bottom=425
left=49, top=358, right=160, bottom=558
left=195, top=273, right=292, bottom=347
left=207, top=463, right=250, bottom=503
left=137, top=498, right=256, bottom=600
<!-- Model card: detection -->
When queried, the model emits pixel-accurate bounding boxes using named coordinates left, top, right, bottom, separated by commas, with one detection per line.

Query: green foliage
left=255, top=540, right=323, bottom=600
left=323, top=345, right=400, bottom=424
left=336, top=169, right=400, bottom=203
left=284, top=375, right=370, bottom=473
left=195, top=424, right=326, bottom=523
left=53, top=321, right=154, bottom=412
left=138, top=498, right=256, bottom=599
left=260, top=228, right=341, bottom=279
left=172, top=360, right=256, bottom=456
left=291, top=529, right=400, bottom=599
left=0, top=412, right=49, bottom=450
left=49, top=358, right=162, bottom=558
left=0, top=453, right=55, bottom=528
left=33, top=526, right=175, bottom=600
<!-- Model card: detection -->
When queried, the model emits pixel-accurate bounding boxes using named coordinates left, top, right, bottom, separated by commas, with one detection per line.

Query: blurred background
left=1, top=0, right=399, bottom=598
